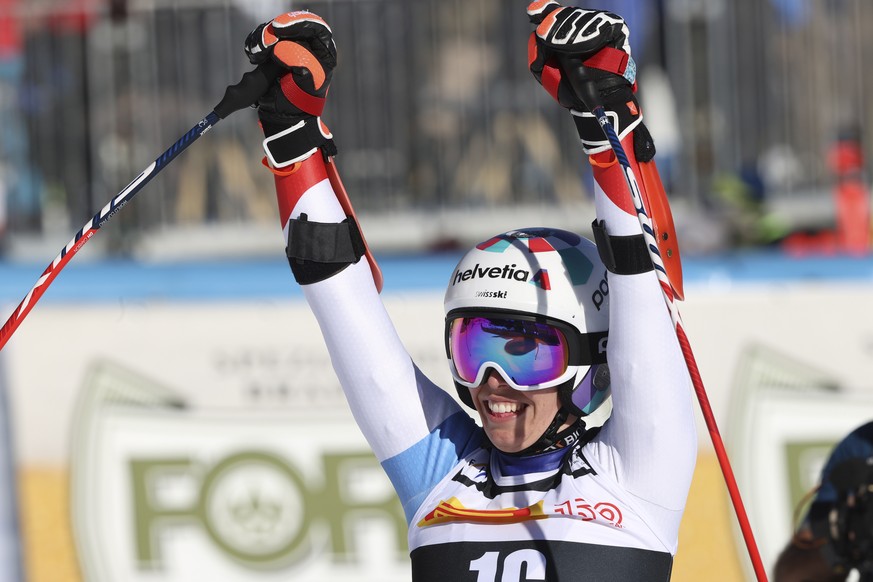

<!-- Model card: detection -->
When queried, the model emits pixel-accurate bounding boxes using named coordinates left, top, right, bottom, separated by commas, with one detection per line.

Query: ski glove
left=245, top=11, right=337, bottom=167
left=527, top=1, right=650, bottom=157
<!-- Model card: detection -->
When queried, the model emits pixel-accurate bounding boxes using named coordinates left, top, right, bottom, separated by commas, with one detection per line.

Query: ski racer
left=244, top=3, right=697, bottom=579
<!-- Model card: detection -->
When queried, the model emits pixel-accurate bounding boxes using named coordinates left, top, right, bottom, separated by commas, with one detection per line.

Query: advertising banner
left=70, top=360, right=409, bottom=581
left=2, top=271, right=872, bottom=581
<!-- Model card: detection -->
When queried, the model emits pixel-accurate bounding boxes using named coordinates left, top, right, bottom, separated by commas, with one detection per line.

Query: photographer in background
left=775, top=421, right=873, bottom=581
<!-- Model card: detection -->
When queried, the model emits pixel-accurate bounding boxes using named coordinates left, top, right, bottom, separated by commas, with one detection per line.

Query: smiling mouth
left=486, top=400, right=526, bottom=417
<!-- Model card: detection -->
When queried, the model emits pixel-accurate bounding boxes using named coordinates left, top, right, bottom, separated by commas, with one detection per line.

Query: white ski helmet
left=444, top=227, right=612, bottom=431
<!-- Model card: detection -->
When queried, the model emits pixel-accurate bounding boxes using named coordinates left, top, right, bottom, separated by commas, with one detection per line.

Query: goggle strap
left=581, top=331, right=609, bottom=365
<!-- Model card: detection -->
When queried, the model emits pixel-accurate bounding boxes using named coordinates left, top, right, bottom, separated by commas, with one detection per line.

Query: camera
left=809, top=456, right=873, bottom=580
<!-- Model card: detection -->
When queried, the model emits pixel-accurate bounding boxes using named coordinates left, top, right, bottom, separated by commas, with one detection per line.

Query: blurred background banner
left=726, top=343, right=873, bottom=581
left=1, top=0, right=871, bottom=258
left=1, top=259, right=872, bottom=581
left=0, top=0, right=872, bottom=581
left=0, top=351, right=23, bottom=582
left=69, top=359, right=409, bottom=581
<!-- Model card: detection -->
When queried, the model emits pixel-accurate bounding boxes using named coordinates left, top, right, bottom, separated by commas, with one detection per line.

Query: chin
left=482, top=427, right=527, bottom=454
left=475, top=404, right=533, bottom=453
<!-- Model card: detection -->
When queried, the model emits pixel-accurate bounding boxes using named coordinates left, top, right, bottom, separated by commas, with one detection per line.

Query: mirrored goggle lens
left=449, top=317, right=570, bottom=387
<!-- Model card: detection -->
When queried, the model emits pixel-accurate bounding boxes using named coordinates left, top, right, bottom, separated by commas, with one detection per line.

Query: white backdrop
left=2, top=279, right=873, bottom=579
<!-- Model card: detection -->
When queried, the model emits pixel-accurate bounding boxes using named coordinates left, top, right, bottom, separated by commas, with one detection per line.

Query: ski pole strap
left=280, top=74, right=327, bottom=117
left=571, top=102, right=642, bottom=155
left=591, top=219, right=654, bottom=275
left=263, top=116, right=337, bottom=169
left=286, top=213, right=366, bottom=285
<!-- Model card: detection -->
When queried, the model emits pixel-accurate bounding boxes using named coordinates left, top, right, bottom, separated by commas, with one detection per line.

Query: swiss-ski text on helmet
left=475, top=290, right=508, bottom=299
left=452, top=263, right=530, bottom=286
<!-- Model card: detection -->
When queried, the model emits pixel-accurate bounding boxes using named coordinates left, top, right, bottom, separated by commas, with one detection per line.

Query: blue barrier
left=0, top=250, right=871, bottom=303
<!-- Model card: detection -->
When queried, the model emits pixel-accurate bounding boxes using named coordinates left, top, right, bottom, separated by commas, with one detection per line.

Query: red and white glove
left=528, top=2, right=684, bottom=297
left=527, top=1, right=648, bottom=158
left=245, top=11, right=337, bottom=168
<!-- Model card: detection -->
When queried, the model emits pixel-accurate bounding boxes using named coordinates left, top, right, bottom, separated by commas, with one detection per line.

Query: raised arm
left=527, top=1, right=697, bottom=516
left=244, top=12, right=480, bottom=519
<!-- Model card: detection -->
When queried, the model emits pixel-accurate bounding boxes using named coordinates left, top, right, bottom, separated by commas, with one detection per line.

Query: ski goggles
left=445, top=310, right=608, bottom=391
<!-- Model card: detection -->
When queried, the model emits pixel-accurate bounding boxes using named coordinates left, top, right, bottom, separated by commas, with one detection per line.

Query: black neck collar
left=497, top=409, right=584, bottom=457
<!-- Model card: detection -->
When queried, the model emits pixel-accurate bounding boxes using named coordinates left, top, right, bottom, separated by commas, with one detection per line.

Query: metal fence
left=0, top=0, right=871, bottom=255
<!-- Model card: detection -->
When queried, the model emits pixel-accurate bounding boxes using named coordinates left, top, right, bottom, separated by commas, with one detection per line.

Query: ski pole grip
left=213, top=60, right=283, bottom=119
left=557, top=54, right=602, bottom=112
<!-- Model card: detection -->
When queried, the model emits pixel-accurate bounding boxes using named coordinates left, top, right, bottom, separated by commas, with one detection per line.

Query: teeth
left=488, top=401, right=521, bottom=414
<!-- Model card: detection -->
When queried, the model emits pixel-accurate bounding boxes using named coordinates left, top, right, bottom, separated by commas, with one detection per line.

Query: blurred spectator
left=0, top=0, right=41, bottom=245
left=779, top=126, right=871, bottom=256
left=828, top=126, right=870, bottom=254
left=774, top=421, right=873, bottom=581
left=759, top=144, right=805, bottom=194
left=770, top=0, right=811, bottom=27
left=711, top=160, right=790, bottom=249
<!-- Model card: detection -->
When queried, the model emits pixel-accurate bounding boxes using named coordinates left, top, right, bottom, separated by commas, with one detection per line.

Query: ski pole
left=560, top=57, right=769, bottom=582
left=0, top=61, right=282, bottom=352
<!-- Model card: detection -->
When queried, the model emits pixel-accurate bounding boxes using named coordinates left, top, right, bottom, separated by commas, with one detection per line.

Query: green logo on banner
left=131, top=450, right=406, bottom=569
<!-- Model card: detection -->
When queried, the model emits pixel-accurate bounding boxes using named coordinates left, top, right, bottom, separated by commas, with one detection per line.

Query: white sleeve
left=587, top=177, right=698, bottom=514
left=291, top=179, right=466, bottom=463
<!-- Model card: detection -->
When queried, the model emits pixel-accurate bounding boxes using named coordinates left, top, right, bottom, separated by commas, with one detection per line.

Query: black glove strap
left=591, top=219, right=653, bottom=275
left=572, top=104, right=640, bottom=152
left=286, top=213, right=366, bottom=285
left=262, top=116, right=338, bottom=168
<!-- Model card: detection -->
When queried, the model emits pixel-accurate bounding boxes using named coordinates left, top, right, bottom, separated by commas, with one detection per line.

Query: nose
left=484, top=368, right=511, bottom=388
